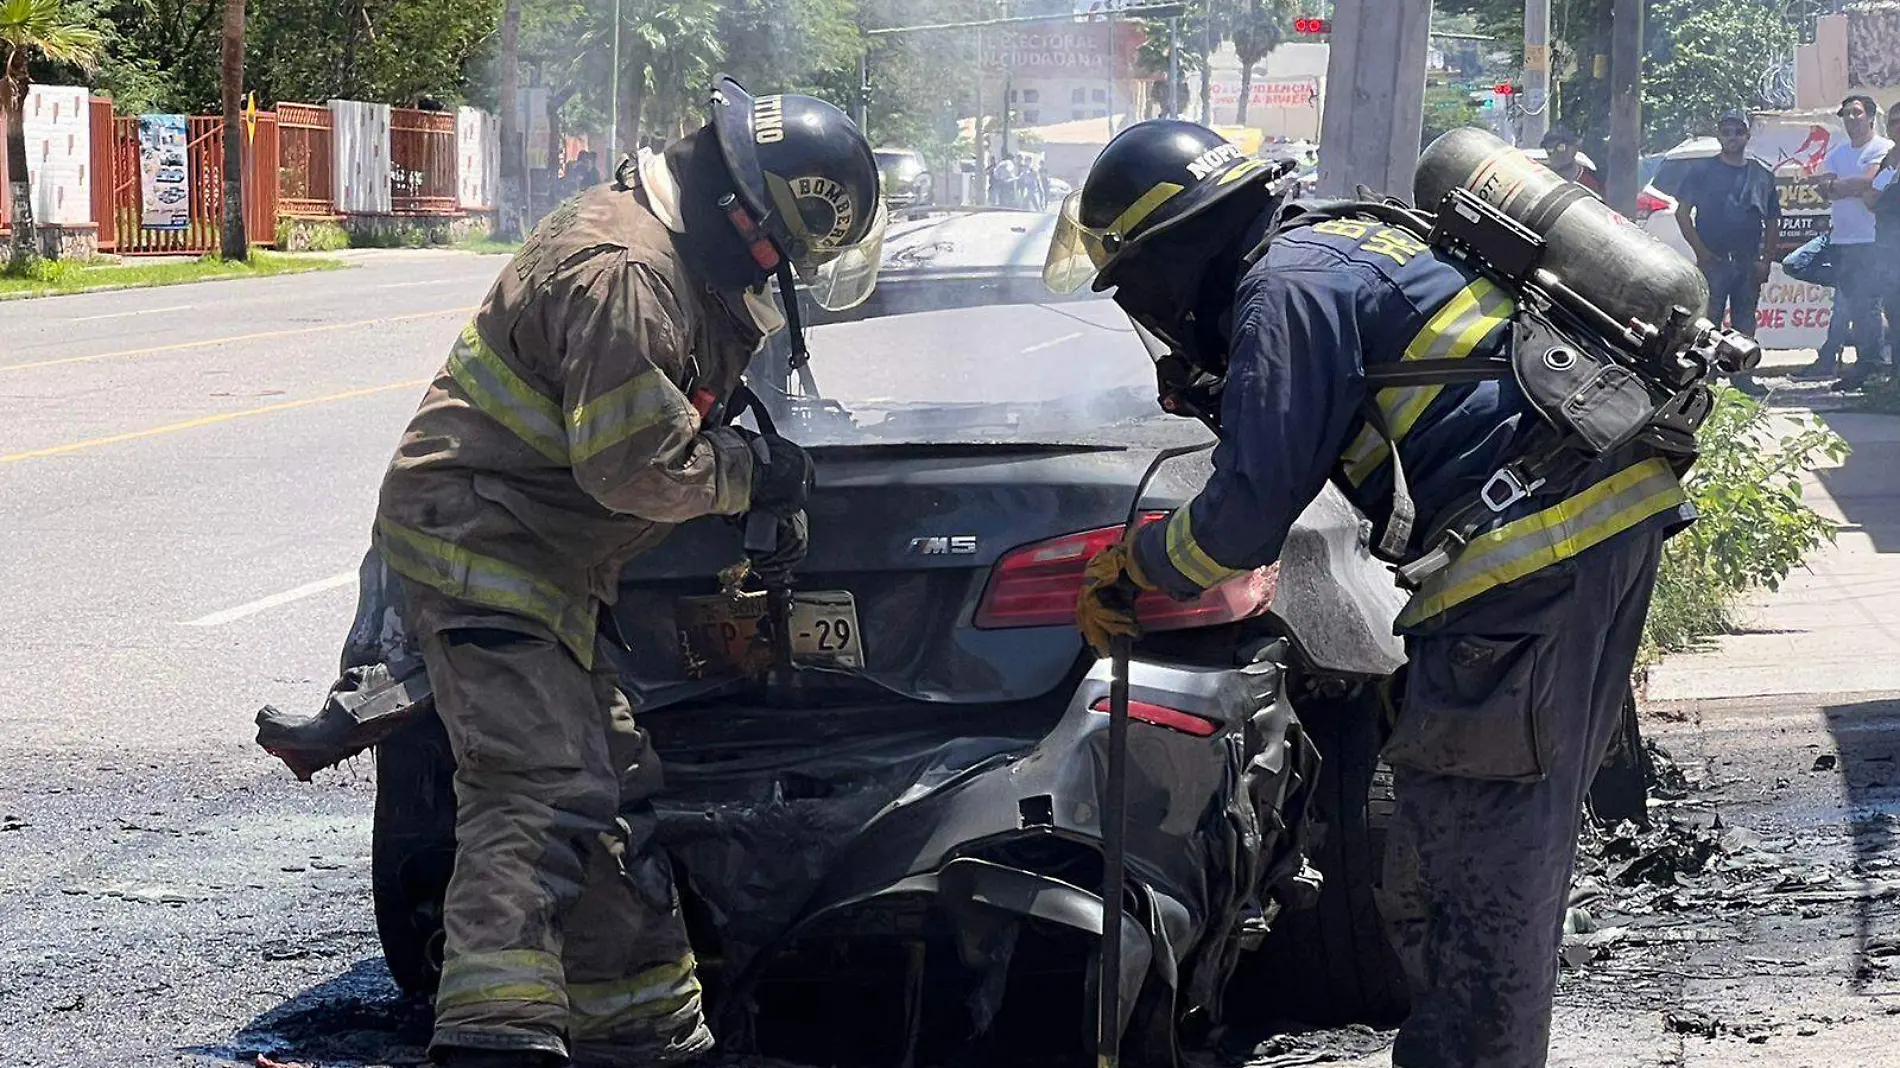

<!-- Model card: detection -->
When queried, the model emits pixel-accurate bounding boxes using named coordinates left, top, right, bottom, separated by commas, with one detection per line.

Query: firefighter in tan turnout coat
left=373, top=77, right=887, bottom=1067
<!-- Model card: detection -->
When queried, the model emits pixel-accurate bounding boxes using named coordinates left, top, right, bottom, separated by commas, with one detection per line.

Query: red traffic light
left=1294, top=17, right=1331, bottom=34
left=1494, top=83, right=1519, bottom=95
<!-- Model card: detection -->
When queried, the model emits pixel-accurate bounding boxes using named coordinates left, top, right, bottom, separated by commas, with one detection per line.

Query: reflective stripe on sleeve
left=435, top=948, right=568, bottom=1014
left=446, top=323, right=571, bottom=464
left=1163, top=508, right=1247, bottom=591
left=1340, top=279, right=1515, bottom=486
left=1397, top=457, right=1686, bottom=627
left=567, top=952, right=703, bottom=1040
left=566, top=367, right=684, bottom=465
left=376, top=517, right=597, bottom=666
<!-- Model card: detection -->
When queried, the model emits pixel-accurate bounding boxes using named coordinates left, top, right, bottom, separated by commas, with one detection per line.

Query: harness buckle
left=1480, top=467, right=1545, bottom=512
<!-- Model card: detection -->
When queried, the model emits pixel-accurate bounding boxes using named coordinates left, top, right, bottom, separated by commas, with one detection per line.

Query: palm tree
left=0, top=0, right=101, bottom=269
left=219, top=0, right=246, bottom=261
left=1229, top=0, right=1292, bottom=126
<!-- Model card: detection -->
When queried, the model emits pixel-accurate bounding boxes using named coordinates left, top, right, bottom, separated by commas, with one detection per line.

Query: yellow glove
left=1077, top=542, right=1156, bottom=657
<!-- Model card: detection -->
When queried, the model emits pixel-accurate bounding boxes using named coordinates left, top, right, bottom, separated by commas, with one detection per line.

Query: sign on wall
left=137, top=115, right=189, bottom=231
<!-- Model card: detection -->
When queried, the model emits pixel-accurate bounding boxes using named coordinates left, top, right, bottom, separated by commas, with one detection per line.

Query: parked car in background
left=876, top=148, right=934, bottom=211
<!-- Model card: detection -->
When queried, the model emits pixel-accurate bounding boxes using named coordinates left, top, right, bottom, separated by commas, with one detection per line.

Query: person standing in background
left=1674, top=109, right=1779, bottom=396
left=1862, top=106, right=1900, bottom=382
left=1803, top=94, right=1894, bottom=390
left=1540, top=126, right=1604, bottom=194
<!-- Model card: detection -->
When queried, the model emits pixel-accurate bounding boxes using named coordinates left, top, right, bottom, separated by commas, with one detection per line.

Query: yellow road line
left=0, top=379, right=429, bottom=465
left=0, top=306, right=476, bottom=374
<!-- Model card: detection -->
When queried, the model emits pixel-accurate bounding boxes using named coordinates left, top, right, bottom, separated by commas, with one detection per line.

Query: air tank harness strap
left=1392, top=424, right=1591, bottom=590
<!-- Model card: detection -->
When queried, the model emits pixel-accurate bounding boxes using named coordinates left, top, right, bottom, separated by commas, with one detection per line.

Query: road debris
left=0, top=814, right=24, bottom=832
left=1813, top=753, right=1839, bottom=772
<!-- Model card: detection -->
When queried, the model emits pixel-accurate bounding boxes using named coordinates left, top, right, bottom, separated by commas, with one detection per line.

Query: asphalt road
left=0, top=251, right=499, bottom=1066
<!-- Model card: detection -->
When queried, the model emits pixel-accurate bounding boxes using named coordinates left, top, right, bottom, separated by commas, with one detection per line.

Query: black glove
left=742, top=431, right=815, bottom=518
left=747, top=509, right=810, bottom=579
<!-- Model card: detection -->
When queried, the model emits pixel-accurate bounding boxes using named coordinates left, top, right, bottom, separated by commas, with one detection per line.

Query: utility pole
left=857, top=50, right=870, bottom=131
left=1606, top=0, right=1641, bottom=215
left=608, top=0, right=621, bottom=164
left=1000, top=0, right=1013, bottom=160
left=1523, top=0, right=1550, bottom=146
left=1316, top=0, right=1432, bottom=198
left=976, top=24, right=989, bottom=205
left=1168, top=16, right=1182, bottom=117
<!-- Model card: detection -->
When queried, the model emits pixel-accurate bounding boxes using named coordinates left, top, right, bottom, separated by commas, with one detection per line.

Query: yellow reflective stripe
left=376, top=517, right=597, bottom=666
left=568, top=952, right=702, bottom=1037
left=1109, top=182, right=1184, bottom=236
left=447, top=323, right=571, bottom=464
left=567, top=368, right=681, bottom=465
left=1164, top=508, right=1245, bottom=590
left=1397, top=457, right=1686, bottom=626
left=1340, top=279, right=1515, bottom=486
left=1218, top=158, right=1270, bottom=185
left=435, top=948, right=567, bottom=1013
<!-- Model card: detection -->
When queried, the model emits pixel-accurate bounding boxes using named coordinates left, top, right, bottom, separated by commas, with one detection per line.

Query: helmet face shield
left=797, top=197, right=889, bottom=311
left=1042, top=191, right=1112, bottom=294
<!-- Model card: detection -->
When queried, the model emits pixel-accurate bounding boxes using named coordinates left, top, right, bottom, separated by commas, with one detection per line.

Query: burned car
left=259, top=205, right=1414, bottom=1066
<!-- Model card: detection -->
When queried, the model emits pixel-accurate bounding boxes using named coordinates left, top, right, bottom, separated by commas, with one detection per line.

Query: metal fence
left=390, top=108, right=457, bottom=215
left=110, top=114, right=279, bottom=255
left=277, top=102, right=335, bottom=217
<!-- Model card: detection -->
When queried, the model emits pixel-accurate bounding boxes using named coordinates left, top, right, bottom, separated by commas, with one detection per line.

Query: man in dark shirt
left=1675, top=109, right=1779, bottom=395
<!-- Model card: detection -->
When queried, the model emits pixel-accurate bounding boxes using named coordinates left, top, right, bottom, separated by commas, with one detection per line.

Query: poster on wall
left=1747, top=117, right=1843, bottom=350
left=137, top=114, right=189, bottom=231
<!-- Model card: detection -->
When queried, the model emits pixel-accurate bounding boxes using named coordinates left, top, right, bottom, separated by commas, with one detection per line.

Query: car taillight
left=1090, top=696, right=1221, bottom=736
left=1635, top=188, right=1671, bottom=220
left=973, top=515, right=1279, bottom=631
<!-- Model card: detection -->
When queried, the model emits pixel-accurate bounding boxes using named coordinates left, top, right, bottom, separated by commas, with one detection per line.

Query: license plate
left=675, top=590, right=865, bottom=678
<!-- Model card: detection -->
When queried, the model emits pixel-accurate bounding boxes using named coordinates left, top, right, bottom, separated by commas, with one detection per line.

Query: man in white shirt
left=1806, top=94, right=1895, bottom=389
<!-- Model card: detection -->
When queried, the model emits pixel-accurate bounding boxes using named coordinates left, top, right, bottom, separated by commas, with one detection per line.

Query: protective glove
left=1077, top=541, right=1156, bottom=658
left=741, top=430, right=815, bottom=518
left=747, top=509, right=810, bottom=580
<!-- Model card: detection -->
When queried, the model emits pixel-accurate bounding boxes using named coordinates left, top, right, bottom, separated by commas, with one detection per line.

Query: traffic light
left=1293, top=17, right=1331, bottom=34
left=1494, top=83, right=1520, bottom=95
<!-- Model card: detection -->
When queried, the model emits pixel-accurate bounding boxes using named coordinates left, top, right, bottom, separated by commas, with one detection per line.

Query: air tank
left=1414, top=127, right=1708, bottom=331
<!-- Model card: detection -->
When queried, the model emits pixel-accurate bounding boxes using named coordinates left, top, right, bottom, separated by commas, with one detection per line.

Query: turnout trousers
left=400, top=583, right=713, bottom=1065
left=1376, top=523, right=1668, bottom=1068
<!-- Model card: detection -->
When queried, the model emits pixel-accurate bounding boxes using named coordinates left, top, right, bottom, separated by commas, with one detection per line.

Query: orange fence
left=390, top=107, right=457, bottom=215
left=0, top=97, right=473, bottom=257
left=277, top=102, right=335, bottom=217
left=110, top=113, right=279, bottom=255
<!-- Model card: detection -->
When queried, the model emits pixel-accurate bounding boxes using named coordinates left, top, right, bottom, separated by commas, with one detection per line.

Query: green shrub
left=1640, top=388, right=1849, bottom=664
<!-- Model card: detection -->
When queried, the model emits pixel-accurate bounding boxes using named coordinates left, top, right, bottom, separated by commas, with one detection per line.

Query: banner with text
left=981, top=23, right=1143, bottom=79
left=137, top=115, right=189, bottom=231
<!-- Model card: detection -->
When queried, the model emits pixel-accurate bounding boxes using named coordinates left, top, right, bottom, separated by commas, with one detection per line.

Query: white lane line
left=70, top=305, right=194, bottom=322
left=378, top=279, right=463, bottom=289
left=1019, top=331, right=1085, bottom=354
left=180, top=569, right=356, bottom=627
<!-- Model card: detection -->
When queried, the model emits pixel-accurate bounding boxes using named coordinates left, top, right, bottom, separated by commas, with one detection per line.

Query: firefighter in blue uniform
left=1047, top=120, right=1690, bottom=1067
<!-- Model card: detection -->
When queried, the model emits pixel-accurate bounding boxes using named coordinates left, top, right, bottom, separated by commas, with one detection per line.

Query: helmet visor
left=1042, top=190, right=1112, bottom=294
left=797, top=197, right=889, bottom=311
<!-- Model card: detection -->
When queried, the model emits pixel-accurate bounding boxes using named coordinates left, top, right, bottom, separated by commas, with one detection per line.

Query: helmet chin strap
left=775, top=260, right=821, bottom=400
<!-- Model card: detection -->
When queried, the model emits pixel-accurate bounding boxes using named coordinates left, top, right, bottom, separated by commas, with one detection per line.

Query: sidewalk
left=1646, top=379, right=1900, bottom=700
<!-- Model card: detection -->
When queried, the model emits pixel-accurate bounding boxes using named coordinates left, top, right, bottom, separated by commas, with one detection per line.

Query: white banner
left=1748, top=116, right=1849, bottom=350
left=329, top=100, right=392, bottom=215
left=23, top=86, right=90, bottom=226
left=137, top=115, right=189, bottom=231
left=1209, top=75, right=1320, bottom=110
left=456, top=106, right=499, bottom=211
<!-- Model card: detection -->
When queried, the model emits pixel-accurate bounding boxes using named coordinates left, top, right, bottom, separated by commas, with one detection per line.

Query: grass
left=0, top=250, right=345, bottom=300
left=450, top=234, right=522, bottom=255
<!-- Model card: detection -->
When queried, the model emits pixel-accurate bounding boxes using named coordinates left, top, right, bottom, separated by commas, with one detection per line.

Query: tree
left=1228, top=0, right=1291, bottom=125
left=1643, top=0, right=1794, bottom=148
left=1, top=0, right=101, bottom=269
left=220, top=0, right=246, bottom=261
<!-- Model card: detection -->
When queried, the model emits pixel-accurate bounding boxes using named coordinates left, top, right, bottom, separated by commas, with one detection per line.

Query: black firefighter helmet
left=707, top=75, right=887, bottom=311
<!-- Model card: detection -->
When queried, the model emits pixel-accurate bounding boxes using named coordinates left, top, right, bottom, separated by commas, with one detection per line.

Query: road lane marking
left=378, top=279, right=463, bottom=289
left=1019, top=331, right=1085, bottom=354
left=0, top=306, right=476, bottom=374
left=70, top=304, right=194, bottom=322
left=0, top=379, right=429, bottom=465
left=180, top=569, right=357, bottom=626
